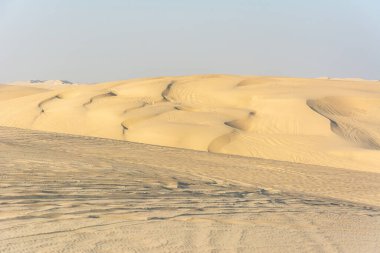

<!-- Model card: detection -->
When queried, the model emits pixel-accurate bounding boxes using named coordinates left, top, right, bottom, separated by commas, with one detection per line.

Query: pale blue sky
left=1, top=0, right=379, bottom=82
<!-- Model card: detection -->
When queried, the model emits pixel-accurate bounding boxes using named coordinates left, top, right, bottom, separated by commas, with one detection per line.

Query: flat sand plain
left=0, top=126, right=379, bottom=253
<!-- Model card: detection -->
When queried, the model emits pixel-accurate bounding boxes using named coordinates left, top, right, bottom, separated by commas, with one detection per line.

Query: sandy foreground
left=0, top=126, right=379, bottom=253
left=0, top=75, right=380, bottom=252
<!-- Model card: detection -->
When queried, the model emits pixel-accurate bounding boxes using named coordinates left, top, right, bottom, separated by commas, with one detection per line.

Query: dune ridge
left=1, top=75, right=380, bottom=172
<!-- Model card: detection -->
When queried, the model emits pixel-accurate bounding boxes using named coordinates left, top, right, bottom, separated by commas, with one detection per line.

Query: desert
left=0, top=75, right=380, bottom=252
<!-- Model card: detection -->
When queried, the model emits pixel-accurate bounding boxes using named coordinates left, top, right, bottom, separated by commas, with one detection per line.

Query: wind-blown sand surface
left=0, top=126, right=379, bottom=252
left=1, top=75, right=380, bottom=252
left=0, top=75, right=380, bottom=172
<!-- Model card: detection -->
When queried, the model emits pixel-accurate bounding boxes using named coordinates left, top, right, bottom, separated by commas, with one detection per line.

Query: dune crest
left=1, top=75, right=380, bottom=172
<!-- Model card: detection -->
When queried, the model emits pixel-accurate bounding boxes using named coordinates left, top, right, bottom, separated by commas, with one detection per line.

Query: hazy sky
left=1, top=0, right=379, bottom=82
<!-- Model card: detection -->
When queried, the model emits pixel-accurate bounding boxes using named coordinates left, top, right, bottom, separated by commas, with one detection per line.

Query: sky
left=0, top=0, right=379, bottom=83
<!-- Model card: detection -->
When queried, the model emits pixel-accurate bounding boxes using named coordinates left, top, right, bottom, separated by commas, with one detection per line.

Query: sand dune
left=1, top=126, right=379, bottom=253
left=1, top=75, right=380, bottom=172
left=307, top=97, right=380, bottom=149
left=0, top=85, right=49, bottom=101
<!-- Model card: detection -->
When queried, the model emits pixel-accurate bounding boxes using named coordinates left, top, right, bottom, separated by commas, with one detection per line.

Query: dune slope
left=0, top=75, right=380, bottom=172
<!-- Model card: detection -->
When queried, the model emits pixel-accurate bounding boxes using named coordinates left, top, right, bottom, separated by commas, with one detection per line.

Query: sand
left=0, top=126, right=379, bottom=253
left=1, top=75, right=380, bottom=252
left=0, top=75, right=380, bottom=172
